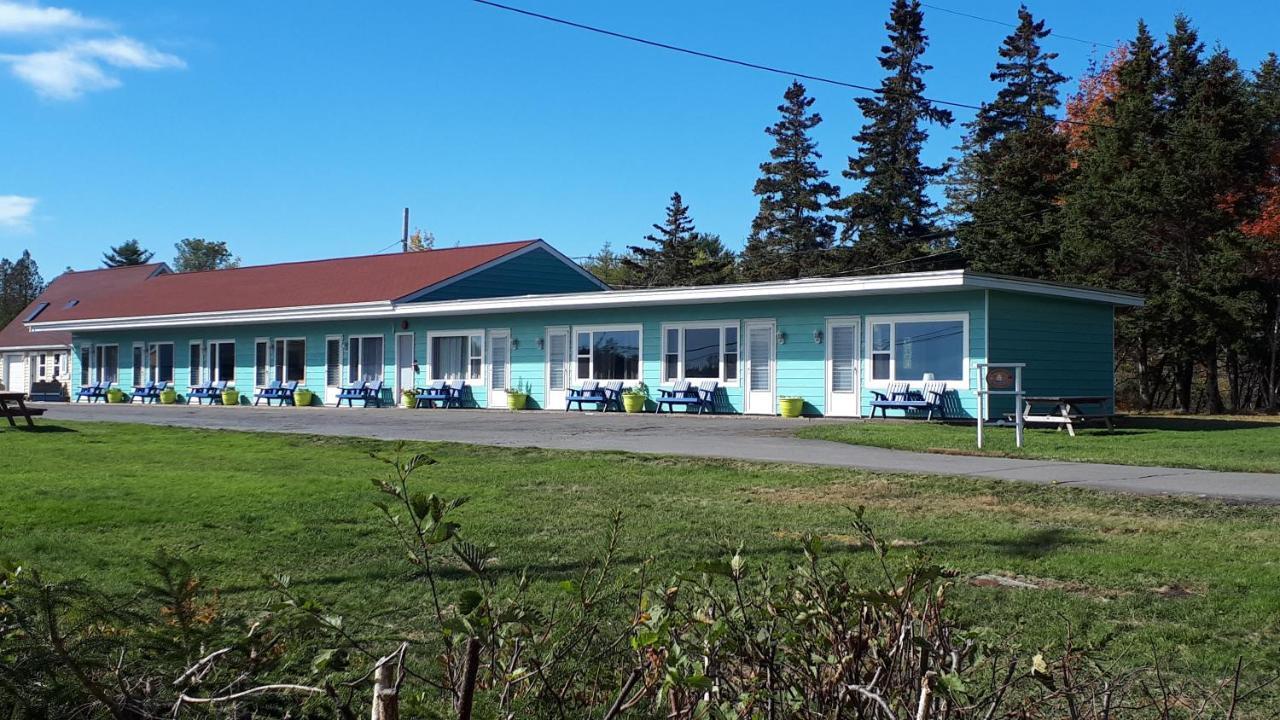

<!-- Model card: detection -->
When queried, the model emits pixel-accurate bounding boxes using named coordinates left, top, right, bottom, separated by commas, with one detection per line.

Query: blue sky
left=1, top=1, right=1276, bottom=275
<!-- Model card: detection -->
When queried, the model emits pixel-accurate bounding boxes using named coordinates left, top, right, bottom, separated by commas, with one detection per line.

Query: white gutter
left=26, top=270, right=1142, bottom=333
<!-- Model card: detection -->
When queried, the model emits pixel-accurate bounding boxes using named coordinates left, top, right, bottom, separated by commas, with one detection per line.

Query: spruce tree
left=625, top=193, right=734, bottom=286
left=102, top=239, right=155, bottom=267
left=949, top=6, right=1068, bottom=278
left=834, top=0, right=953, bottom=272
left=0, top=250, right=46, bottom=329
left=740, top=81, right=841, bottom=281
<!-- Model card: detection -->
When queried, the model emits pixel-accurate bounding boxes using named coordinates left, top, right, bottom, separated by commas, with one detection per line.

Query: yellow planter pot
left=779, top=397, right=804, bottom=418
left=293, top=389, right=314, bottom=407
left=507, top=392, right=527, bottom=410
left=220, top=389, right=240, bottom=406
left=622, top=394, right=646, bottom=413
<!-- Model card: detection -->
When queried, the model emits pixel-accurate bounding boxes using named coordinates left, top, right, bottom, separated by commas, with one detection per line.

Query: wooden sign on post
left=975, top=363, right=1026, bottom=449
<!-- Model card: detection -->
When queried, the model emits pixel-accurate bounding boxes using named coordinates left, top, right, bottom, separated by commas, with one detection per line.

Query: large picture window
left=94, top=345, right=118, bottom=383
left=149, top=343, right=174, bottom=384
left=428, top=332, right=483, bottom=381
left=348, top=336, right=384, bottom=383
left=868, top=315, right=966, bottom=383
left=575, top=327, right=641, bottom=381
left=209, top=341, right=236, bottom=384
left=661, top=323, right=739, bottom=383
left=275, top=338, right=306, bottom=383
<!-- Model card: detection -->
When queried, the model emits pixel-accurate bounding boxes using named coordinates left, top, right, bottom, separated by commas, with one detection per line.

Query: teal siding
left=71, top=290, right=997, bottom=416
left=986, top=291, right=1116, bottom=415
left=409, top=248, right=605, bottom=302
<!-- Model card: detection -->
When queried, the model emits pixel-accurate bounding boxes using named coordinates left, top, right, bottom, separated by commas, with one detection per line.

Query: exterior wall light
left=536, top=337, right=545, bottom=350
left=813, top=329, right=824, bottom=344
left=511, top=337, right=520, bottom=351
left=776, top=331, right=787, bottom=345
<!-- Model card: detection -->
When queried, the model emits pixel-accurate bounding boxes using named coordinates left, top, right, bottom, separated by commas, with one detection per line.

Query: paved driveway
left=34, top=403, right=1280, bottom=503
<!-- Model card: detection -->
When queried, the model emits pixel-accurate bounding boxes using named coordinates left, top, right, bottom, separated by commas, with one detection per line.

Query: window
left=428, top=332, right=483, bottom=381
left=94, top=345, right=118, bottom=383
left=132, top=343, right=145, bottom=384
left=275, top=339, right=306, bottom=383
left=209, top=341, right=236, bottom=384
left=188, top=342, right=202, bottom=386
left=325, top=337, right=341, bottom=386
left=660, top=323, right=739, bottom=383
left=575, top=327, right=641, bottom=381
left=348, top=336, right=384, bottom=383
left=80, top=347, right=91, bottom=385
left=149, top=343, right=174, bottom=383
left=51, top=352, right=63, bottom=380
left=22, top=302, right=49, bottom=322
left=36, top=353, right=47, bottom=380
left=868, top=315, right=967, bottom=383
left=255, top=340, right=269, bottom=386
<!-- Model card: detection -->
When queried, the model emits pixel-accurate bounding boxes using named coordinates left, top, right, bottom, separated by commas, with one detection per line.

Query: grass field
left=798, top=415, right=1280, bottom=473
left=3, top=420, right=1280, bottom=701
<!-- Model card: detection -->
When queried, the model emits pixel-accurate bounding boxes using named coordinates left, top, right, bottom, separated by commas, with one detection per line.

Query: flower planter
left=402, top=391, right=418, bottom=408
left=622, top=394, right=646, bottom=413
left=779, top=397, right=805, bottom=418
left=293, top=389, right=314, bottom=407
left=506, top=392, right=527, bottom=410
left=106, top=388, right=126, bottom=403
left=159, top=388, right=178, bottom=405
left=220, top=389, right=240, bottom=406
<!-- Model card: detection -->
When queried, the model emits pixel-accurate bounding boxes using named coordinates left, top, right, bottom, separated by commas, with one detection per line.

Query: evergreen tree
left=102, top=239, right=155, bottom=267
left=834, top=0, right=953, bottom=272
left=625, top=193, right=734, bottom=286
left=949, top=6, right=1068, bottom=277
left=173, top=238, right=240, bottom=273
left=580, top=242, right=638, bottom=287
left=740, top=81, right=841, bottom=281
left=0, top=250, right=46, bottom=329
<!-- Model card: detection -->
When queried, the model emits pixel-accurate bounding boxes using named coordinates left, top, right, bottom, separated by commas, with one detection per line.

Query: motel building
left=6, top=239, right=1142, bottom=417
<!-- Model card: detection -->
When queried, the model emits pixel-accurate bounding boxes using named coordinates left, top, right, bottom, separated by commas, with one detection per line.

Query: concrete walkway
left=33, top=403, right=1280, bottom=504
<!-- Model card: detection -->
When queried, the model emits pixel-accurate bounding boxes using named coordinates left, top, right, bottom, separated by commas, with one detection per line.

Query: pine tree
left=0, top=250, right=46, bottom=329
left=625, top=193, right=734, bottom=286
left=949, top=6, right=1068, bottom=277
left=102, top=239, right=155, bottom=267
left=581, top=242, right=638, bottom=287
left=834, top=0, right=953, bottom=272
left=740, top=81, right=841, bottom=281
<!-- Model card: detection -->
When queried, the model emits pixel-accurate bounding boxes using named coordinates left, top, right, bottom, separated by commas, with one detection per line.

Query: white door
left=744, top=321, right=775, bottom=415
left=395, top=333, right=416, bottom=399
left=3, top=354, right=25, bottom=394
left=826, top=319, right=861, bottom=417
left=324, top=337, right=342, bottom=405
left=487, top=330, right=510, bottom=408
left=544, top=327, right=570, bottom=410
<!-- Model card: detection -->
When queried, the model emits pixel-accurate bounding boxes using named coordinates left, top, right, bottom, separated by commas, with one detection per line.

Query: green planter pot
left=106, top=388, right=126, bottom=403
left=506, top=392, right=527, bottom=410
left=622, top=394, right=646, bottom=413
left=779, top=397, right=804, bottom=418
left=402, top=391, right=418, bottom=408
left=159, top=388, right=178, bottom=405
left=293, top=389, right=314, bottom=407
left=220, top=389, right=240, bottom=406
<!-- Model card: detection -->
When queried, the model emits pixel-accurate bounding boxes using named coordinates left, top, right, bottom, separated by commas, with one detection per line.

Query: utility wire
left=920, top=3, right=1121, bottom=50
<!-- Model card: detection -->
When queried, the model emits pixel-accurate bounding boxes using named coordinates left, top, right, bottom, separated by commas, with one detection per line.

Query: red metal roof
left=30, top=241, right=539, bottom=323
left=0, top=263, right=167, bottom=349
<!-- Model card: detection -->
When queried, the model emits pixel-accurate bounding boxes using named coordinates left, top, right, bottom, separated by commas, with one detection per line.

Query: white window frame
left=425, top=329, right=485, bottom=383
left=208, top=339, right=237, bottom=386
left=659, top=321, right=740, bottom=385
left=50, top=351, right=63, bottom=381
left=148, top=342, right=175, bottom=384
left=188, top=340, right=203, bottom=387
left=324, top=335, right=342, bottom=387
left=253, top=337, right=270, bottom=387
left=572, top=323, right=644, bottom=382
left=348, top=335, right=385, bottom=384
left=864, top=313, right=969, bottom=387
left=273, top=336, right=307, bottom=384
left=80, top=345, right=92, bottom=386
left=94, top=344, right=119, bottom=384
left=36, top=353, right=47, bottom=380
left=131, top=342, right=146, bottom=385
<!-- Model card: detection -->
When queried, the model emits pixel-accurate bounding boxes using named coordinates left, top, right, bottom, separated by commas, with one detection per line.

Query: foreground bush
left=1, top=450, right=1270, bottom=718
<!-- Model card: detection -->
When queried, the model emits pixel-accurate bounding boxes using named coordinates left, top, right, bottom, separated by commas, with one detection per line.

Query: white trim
left=187, top=339, right=204, bottom=388
left=0, top=343, right=67, bottom=352
left=207, top=339, right=236, bottom=386
left=393, top=331, right=416, bottom=397
left=486, top=328, right=511, bottom=407
left=26, top=269, right=1143, bottom=332
left=324, top=335, right=343, bottom=389
left=983, top=290, right=991, bottom=420
left=272, top=336, right=307, bottom=384
left=131, top=341, right=146, bottom=386
left=254, top=337, right=270, bottom=387
left=94, top=343, right=120, bottom=384
left=572, top=323, right=644, bottom=382
left=659, top=320, right=741, bottom=386
left=865, top=312, right=969, bottom=387
left=742, top=319, right=776, bottom=415
left=147, top=341, right=175, bottom=385
left=824, top=317, right=861, bottom=418
left=544, top=325, right=570, bottom=405
left=425, top=329, right=485, bottom=384
left=347, top=334, right=386, bottom=385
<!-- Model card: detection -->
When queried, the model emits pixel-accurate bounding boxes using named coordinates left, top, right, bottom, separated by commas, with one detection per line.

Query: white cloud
left=0, top=195, right=37, bottom=229
left=0, top=4, right=182, bottom=99
left=0, top=1, right=105, bottom=34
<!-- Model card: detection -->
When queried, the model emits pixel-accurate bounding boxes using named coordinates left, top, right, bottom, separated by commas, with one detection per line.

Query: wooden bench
left=1015, top=396, right=1114, bottom=437
left=869, top=381, right=948, bottom=420
left=0, top=392, right=45, bottom=427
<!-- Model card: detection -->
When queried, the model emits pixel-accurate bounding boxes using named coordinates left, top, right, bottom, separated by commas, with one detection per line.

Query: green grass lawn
left=798, top=415, right=1280, bottom=473
left=3, top=421, right=1280, bottom=702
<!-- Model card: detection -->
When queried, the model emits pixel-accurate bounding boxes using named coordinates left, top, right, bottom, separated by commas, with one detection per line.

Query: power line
left=920, top=3, right=1121, bottom=50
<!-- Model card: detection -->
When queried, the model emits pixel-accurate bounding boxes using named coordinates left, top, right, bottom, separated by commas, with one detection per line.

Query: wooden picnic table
left=0, top=391, right=45, bottom=428
left=1017, top=395, right=1113, bottom=437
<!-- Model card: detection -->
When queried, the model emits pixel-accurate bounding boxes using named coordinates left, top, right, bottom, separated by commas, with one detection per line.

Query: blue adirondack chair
left=75, top=380, right=110, bottom=403
left=253, top=380, right=281, bottom=406
left=131, top=380, right=155, bottom=403
left=336, top=379, right=383, bottom=407
left=414, top=381, right=450, bottom=408
left=186, top=380, right=213, bottom=404
left=133, top=380, right=165, bottom=404
left=655, top=380, right=718, bottom=414
left=599, top=381, right=624, bottom=412
left=565, top=380, right=602, bottom=411
left=205, top=380, right=230, bottom=405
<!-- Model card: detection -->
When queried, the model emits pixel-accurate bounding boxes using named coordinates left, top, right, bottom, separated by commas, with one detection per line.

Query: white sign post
left=975, top=363, right=1025, bottom=449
